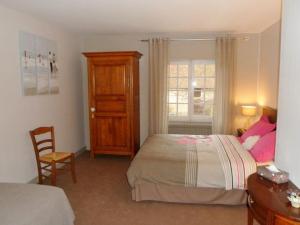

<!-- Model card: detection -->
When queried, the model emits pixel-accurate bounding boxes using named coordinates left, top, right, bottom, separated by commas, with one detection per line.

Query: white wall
left=276, top=0, right=300, bottom=187
left=169, top=39, right=215, bottom=60
left=0, top=5, right=85, bottom=183
left=233, top=24, right=281, bottom=130
left=258, top=22, right=281, bottom=108
left=233, top=34, right=261, bottom=130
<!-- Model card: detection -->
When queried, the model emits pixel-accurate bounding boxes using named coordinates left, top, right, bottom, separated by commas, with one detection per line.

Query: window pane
left=178, top=104, right=188, bottom=116
left=178, top=90, right=188, bottom=103
left=169, top=104, right=177, bottom=116
left=204, top=104, right=213, bottom=116
left=194, top=90, right=204, bottom=104
left=168, top=78, right=177, bottom=89
left=194, top=103, right=204, bottom=115
left=178, top=65, right=188, bottom=77
left=205, top=91, right=214, bottom=104
left=168, top=61, right=215, bottom=120
left=206, top=78, right=215, bottom=88
left=194, top=78, right=205, bottom=88
left=178, top=78, right=188, bottom=89
left=205, top=64, right=215, bottom=77
left=194, top=64, right=205, bottom=77
left=169, top=64, right=177, bottom=77
left=168, top=91, right=177, bottom=103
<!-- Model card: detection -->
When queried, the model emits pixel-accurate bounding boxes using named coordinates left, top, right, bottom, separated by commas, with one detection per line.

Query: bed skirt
left=131, top=180, right=247, bottom=205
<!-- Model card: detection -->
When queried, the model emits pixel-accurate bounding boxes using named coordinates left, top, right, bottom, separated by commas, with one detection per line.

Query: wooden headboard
left=262, top=107, right=277, bottom=123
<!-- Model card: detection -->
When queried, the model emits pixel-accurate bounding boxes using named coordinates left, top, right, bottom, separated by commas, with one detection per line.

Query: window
left=168, top=60, right=215, bottom=122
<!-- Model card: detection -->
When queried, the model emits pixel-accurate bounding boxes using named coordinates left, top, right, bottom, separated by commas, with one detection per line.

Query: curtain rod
left=140, top=38, right=215, bottom=42
left=140, top=37, right=249, bottom=42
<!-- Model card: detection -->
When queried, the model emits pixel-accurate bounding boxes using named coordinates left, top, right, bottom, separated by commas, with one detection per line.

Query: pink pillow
left=250, top=131, right=276, bottom=162
left=241, top=120, right=276, bottom=142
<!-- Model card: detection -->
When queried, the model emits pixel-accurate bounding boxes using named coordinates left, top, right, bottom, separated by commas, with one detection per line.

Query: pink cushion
left=241, top=120, right=276, bottom=142
left=250, top=131, right=276, bottom=162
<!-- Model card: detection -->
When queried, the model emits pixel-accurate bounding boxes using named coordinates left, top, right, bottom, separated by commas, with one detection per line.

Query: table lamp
left=241, top=105, right=257, bottom=128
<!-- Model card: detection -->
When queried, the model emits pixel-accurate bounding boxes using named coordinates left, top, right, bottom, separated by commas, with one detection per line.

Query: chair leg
left=51, top=161, right=57, bottom=186
left=38, top=173, right=43, bottom=184
left=70, top=153, right=77, bottom=183
left=37, top=166, right=43, bottom=184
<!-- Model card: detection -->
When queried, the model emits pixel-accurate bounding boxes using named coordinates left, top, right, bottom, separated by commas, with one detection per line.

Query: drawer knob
left=248, top=195, right=255, bottom=204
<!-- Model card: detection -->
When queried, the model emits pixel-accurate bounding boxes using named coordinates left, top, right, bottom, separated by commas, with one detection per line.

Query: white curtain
left=212, top=37, right=237, bottom=134
left=149, top=38, right=169, bottom=135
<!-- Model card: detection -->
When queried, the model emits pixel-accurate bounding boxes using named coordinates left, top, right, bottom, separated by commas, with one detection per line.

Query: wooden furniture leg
left=51, top=161, right=57, bottom=186
left=248, top=208, right=254, bottom=225
left=38, top=167, right=43, bottom=184
left=90, top=150, right=94, bottom=159
left=266, top=211, right=274, bottom=225
left=70, top=153, right=76, bottom=183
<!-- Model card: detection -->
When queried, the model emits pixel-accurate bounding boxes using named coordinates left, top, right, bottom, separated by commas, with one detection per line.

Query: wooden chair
left=29, top=126, right=76, bottom=186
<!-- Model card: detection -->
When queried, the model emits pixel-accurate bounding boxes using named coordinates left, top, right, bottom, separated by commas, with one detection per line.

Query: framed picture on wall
left=19, top=31, right=59, bottom=96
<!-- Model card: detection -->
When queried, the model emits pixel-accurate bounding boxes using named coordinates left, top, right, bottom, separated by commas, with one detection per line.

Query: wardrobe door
left=88, top=58, right=132, bottom=157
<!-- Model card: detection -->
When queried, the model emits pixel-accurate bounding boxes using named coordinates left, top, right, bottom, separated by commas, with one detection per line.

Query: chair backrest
left=29, top=127, right=56, bottom=160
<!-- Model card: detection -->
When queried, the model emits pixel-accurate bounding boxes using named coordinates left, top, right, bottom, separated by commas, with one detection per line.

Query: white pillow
left=242, top=135, right=260, bottom=150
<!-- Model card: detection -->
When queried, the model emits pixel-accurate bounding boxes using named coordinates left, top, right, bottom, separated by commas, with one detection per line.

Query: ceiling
left=0, top=0, right=281, bottom=34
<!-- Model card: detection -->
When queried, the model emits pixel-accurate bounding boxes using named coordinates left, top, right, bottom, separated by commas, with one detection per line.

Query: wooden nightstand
left=237, top=128, right=247, bottom=137
left=247, top=174, right=300, bottom=225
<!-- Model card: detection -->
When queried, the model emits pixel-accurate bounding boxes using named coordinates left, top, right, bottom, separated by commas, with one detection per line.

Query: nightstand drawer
left=247, top=174, right=300, bottom=225
left=275, top=215, right=300, bottom=225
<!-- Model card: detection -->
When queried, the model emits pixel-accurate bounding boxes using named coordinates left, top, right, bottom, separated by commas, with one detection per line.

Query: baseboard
left=28, top=146, right=87, bottom=184
left=75, top=146, right=87, bottom=157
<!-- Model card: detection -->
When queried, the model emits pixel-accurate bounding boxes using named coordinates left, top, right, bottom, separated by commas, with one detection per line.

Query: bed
left=127, top=107, right=277, bottom=205
left=0, top=183, right=75, bottom=225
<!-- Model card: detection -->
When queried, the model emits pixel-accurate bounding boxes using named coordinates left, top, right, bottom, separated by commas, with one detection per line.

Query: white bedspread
left=0, top=183, right=75, bottom=225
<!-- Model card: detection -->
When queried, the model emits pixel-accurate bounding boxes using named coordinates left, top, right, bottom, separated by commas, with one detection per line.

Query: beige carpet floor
left=55, top=152, right=249, bottom=225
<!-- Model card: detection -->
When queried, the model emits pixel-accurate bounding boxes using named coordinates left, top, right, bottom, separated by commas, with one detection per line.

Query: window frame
left=168, top=59, right=215, bottom=123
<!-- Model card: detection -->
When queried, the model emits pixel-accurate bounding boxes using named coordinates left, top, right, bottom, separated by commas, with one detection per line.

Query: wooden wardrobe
left=83, top=51, right=142, bottom=158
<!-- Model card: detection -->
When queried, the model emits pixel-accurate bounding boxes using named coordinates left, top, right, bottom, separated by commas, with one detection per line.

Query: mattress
left=127, top=134, right=257, bottom=205
left=0, top=183, right=75, bottom=225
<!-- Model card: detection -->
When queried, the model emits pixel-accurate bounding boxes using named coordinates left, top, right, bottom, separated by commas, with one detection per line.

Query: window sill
left=168, top=121, right=212, bottom=135
left=168, top=120, right=212, bottom=127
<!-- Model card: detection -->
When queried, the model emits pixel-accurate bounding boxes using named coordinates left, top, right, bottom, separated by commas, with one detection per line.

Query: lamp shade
left=241, top=105, right=257, bottom=117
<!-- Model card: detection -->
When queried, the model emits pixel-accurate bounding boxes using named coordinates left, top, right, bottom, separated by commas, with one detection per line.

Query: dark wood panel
left=95, top=117, right=128, bottom=148
left=263, top=106, right=277, bottom=124
left=96, top=100, right=126, bottom=113
left=94, top=64, right=126, bottom=96
left=83, top=51, right=142, bottom=58
left=275, top=216, right=297, bottom=225
left=113, top=117, right=127, bottom=147
left=95, top=117, right=113, bottom=146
